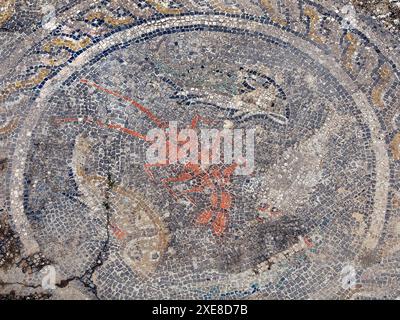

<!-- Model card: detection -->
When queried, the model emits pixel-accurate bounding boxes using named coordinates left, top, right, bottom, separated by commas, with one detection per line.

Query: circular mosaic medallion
left=1, top=0, right=400, bottom=300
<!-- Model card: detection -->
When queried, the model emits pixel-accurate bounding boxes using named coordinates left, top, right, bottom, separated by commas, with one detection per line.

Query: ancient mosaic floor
left=0, top=0, right=399, bottom=300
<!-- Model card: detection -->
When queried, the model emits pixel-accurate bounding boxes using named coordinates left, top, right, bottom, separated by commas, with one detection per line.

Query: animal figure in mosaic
left=160, top=66, right=289, bottom=125
left=55, top=79, right=245, bottom=236
left=71, top=134, right=170, bottom=275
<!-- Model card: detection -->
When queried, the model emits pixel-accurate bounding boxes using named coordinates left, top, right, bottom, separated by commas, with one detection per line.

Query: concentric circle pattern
left=0, top=0, right=399, bottom=300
